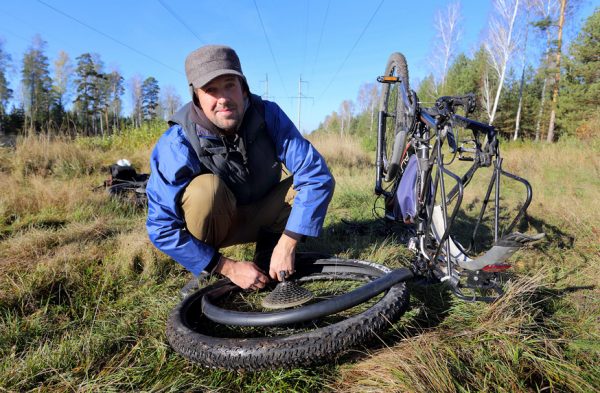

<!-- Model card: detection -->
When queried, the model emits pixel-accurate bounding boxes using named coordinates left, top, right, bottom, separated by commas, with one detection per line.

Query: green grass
left=0, top=132, right=598, bottom=392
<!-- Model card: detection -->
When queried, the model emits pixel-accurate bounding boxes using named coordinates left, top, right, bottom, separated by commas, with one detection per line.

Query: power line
left=157, top=0, right=206, bottom=44
left=252, top=0, right=288, bottom=96
left=318, top=0, right=385, bottom=98
left=301, top=0, right=310, bottom=76
left=36, top=0, right=182, bottom=75
left=310, top=0, right=331, bottom=81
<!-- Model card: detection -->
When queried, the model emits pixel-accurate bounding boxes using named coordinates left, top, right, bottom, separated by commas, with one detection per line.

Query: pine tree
left=74, top=53, right=97, bottom=134
left=21, top=35, right=52, bottom=132
left=141, top=76, right=160, bottom=121
left=74, top=53, right=108, bottom=135
left=558, top=7, right=600, bottom=137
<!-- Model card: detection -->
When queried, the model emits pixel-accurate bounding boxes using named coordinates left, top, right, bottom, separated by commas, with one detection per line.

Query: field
left=0, top=127, right=598, bottom=392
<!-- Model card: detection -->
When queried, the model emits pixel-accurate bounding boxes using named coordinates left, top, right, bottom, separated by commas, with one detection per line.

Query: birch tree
left=160, top=85, right=182, bottom=120
left=357, top=82, right=379, bottom=133
left=129, top=75, right=143, bottom=128
left=338, top=100, right=354, bottom=136
left=485, top=0, right=520, bottom=125
left=531, top=0, right=560, bottom=141
left=545, top=0, right=567, bottom=142
left=513, top=3, right=534, bottom=140
left=52, top=51, right=73, bottom=112
left=433, top=1, right=462, bottom=94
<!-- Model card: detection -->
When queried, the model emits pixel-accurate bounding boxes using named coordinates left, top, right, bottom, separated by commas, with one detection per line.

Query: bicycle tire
left=166, top=257, right=410, bottom=371
left=379, top=52, right=411, bottom=182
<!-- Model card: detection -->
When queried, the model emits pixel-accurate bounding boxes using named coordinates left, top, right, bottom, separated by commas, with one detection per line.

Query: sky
left=0, top=0, right=597, bottom=133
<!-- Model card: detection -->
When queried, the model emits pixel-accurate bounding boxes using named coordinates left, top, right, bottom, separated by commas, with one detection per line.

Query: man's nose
left=216, top=94, right=230, bottom=104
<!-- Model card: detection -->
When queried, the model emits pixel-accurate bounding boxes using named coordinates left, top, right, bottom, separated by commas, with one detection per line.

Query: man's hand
left=269, top=233, right=298, bottom=281
left=215, top=256, right=269, bottom=290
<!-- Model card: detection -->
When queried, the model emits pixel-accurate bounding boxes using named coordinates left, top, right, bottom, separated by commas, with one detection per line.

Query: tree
left=545, top=0, right=567, bottom=142
left=21, top=35, right=53, bottom=131
left=530, top=0, right=560, bottom=140
left=338, top=100, right=354, bottom=136
left=485, top=0, right=521, bottom=125
left=51, top=50, right=73, bottom=129
left=558, top=7, right=600, bottom=137
left=0, top=40, right=13, bottom=134
left=160, top=85, right=182, bottom=120
left=433, top=1, right=462, bottom=94
left=356, top=82, right=379, bottom=133
left=416, top=74, right=438, bottom=104
left=141, top=76, right=160, bottom=121
left=105, top=70, right=124, bottom=131
left=74, top=53, right=103, bottom=134
left=513, top=2, right=534, bottom=140
left=129, top=75, right=143, bottom=127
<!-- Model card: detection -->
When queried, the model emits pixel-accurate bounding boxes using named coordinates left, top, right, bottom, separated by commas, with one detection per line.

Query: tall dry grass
left=307, top=132, right=372, bottom=169
left=0, top=131, right=598, bottom=392
left=333, top=272, right=595, bottom=393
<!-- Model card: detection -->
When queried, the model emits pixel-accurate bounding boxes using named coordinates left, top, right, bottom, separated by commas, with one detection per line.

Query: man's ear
left=190, top=85, right=201, bottom=107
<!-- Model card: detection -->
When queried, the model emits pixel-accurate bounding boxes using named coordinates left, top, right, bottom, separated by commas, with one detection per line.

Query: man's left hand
left=269, top=233, right=298, bottom=281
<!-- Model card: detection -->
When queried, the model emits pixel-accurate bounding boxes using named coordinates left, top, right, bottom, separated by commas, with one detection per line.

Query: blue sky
left=0, top=0, right=596, bottom=133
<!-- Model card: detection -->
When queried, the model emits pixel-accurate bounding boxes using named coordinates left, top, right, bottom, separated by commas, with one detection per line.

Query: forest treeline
left=0, top=1, right=598, bottom=142
left=0, top=35, right=182, bottom=137
left=315, top=2, right=599, bottom=145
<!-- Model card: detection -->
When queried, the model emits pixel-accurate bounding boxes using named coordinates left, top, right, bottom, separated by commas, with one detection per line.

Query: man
left=146, top=45, right=334, bottom=290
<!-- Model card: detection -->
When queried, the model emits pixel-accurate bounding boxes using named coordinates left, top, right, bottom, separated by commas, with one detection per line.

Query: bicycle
left=375, top=52, right=544, bottom=301
left=165, top=52, right=543, bottom=370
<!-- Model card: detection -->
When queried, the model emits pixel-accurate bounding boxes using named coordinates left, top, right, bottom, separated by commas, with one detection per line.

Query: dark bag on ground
left=104, top=160, right=149, bottom=205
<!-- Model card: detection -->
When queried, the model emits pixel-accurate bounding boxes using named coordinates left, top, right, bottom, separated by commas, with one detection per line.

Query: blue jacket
left=146, top=99, right=335, bottom=276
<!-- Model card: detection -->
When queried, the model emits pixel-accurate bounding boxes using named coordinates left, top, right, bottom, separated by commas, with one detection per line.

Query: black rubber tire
left=379, top=52, right=411, bottom=182
left=166, top=257, right=410, bottom=371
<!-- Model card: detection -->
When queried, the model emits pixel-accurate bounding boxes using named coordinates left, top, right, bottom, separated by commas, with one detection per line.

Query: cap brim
left=191, top=69, right=245, bottom=89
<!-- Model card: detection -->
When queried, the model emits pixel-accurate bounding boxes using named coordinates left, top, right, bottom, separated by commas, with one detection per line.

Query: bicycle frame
left=375, top=76, right=535, bottom=300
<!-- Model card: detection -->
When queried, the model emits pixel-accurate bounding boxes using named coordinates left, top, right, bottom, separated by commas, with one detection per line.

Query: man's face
left=196, top=75, right=246, bottom=132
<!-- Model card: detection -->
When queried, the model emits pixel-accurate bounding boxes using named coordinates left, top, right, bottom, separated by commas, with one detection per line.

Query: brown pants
left=181, top=174, right=293, bottom=248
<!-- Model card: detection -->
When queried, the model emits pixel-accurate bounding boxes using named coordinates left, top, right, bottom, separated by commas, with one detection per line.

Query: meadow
left=0, top=126, right=598, bottom=392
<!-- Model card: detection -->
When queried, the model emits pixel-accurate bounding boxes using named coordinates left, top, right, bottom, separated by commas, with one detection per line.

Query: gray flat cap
left=185, top=45, right=245, bottom=89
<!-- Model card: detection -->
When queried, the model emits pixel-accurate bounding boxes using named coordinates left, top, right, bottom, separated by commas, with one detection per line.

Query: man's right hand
left=214, top=256, right=269, bottom=290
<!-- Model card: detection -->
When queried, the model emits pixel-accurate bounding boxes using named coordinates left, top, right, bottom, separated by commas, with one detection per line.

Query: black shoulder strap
left=169, top=102, right=205, bottom=160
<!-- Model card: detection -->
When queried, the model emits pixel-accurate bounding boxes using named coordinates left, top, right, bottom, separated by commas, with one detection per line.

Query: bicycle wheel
left=379, top=52, right=412, bottom=182
left=166, top=255, right=410, bottom=371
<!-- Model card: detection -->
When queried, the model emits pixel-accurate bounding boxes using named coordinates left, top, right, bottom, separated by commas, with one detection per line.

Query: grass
left=0, top=129, right=598, bottom=392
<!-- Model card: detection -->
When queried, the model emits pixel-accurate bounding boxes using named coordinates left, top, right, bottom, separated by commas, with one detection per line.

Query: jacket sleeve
left=145, top=126, right=218, bottom=276
left=263, top=101, right=335, bottom=237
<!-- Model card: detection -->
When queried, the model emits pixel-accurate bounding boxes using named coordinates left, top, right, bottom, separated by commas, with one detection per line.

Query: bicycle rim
left=166, top=257, right=410, bottom=370
left=379, top=52, right=411, bottom=182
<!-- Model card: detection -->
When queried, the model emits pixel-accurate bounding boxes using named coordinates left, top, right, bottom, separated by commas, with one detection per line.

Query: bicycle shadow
left=297, top=211, right=579, bottom=366
left=299, top=217, right=457, bottom=360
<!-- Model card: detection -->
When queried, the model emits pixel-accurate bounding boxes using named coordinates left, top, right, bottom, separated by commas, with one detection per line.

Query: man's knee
left=181, top=174, right=236, bottom=244
left=183, top=174, right=234, bottom=208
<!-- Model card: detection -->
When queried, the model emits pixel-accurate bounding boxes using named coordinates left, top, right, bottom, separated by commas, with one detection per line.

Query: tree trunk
left=489, top=0, right=520, bottom=125
left=546, top=0, right=567, bottom=143
left=535, top=74, right=548, bottom=141
left=514, top=17, right=529, bottom=141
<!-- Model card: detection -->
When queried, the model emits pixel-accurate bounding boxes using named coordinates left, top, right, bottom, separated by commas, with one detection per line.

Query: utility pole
left=260, top=74, right=270, bottom=101
left=292, top=76, right=313, bottom=133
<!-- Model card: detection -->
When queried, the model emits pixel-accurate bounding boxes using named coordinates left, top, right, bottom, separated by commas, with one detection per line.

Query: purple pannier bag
left=392, top=154, right=418, bottom=223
